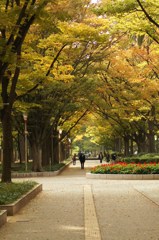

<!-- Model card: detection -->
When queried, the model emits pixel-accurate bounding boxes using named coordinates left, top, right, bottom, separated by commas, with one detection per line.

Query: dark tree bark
left=31, top=142, right=43, bottom=172
left=0, top=0, right=46, bottom=182
left=124, top=136, right=129, bottom=157
left=42, top=137, right=51, bottom=166
left=52, top=131, right=60, bottom=164
left=1, top=107, right=13, bottom=182
left=134, top=131, right=147, bottom=154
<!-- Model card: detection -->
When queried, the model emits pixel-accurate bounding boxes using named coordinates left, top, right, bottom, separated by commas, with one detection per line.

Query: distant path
left=1, top=160, right=159, bottom=240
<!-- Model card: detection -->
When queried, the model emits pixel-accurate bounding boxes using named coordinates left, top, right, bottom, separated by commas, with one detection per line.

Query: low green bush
left=0, top=181, right=37, bottom=205
left=91, top=163, right=159, bottom=174
left=120, top=153, right=159, bottom=164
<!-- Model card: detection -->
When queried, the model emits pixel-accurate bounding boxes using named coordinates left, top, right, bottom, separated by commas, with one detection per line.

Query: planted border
left=88, top=162, right=159, bottom=180
left=0, top=160, right=71, bottom=178
left=91, top=163, right=159, bottom=174
left=0, top=183, right=42, bottom=216
left=86, top=172, right=159, bottom=180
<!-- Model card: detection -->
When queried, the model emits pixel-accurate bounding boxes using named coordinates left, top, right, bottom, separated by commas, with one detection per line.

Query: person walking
left=98, top=152, right=103, bottom=163
left=111, top=152, right=117, bottom=163
left=79, top=152, right=86, bottom=169
left=72, top=153, right=77, bottom=165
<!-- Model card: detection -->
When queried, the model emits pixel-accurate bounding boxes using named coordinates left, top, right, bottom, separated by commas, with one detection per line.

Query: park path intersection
left=1, top=160, right=159, bottom=240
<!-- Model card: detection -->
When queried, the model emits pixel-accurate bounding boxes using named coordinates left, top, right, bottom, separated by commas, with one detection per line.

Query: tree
left=0, top=0, right=55, bottom=182
left=15, top=1, right=119, bottom=169
left=1, top=0, right=101, bottom=180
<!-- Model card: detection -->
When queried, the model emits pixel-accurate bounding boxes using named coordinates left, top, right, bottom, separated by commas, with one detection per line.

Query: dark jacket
left=79, top=153, right=85, bottom=162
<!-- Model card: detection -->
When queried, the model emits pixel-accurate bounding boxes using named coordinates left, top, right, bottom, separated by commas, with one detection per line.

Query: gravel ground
left=1, top=160, right=159, bottom=240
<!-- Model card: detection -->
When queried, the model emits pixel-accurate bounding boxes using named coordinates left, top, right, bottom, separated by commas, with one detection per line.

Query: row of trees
left=0, top=0, right=117, bottom=182
left=89, top=0, right=159, bottom=155
left=1, top=0, right=159, bottom=182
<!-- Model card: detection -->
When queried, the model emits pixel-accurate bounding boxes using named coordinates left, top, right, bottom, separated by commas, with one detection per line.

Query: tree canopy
left=1, top=0, right=159, bottom=181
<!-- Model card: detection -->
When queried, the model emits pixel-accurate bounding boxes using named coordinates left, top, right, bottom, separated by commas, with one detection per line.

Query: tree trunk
left=17, top=134, right=23, bottom=163
left=124, top=136, right=129, bottom=156
left=114, top=138, right=122, bottom=152
left=53, top=132, right=59, bottom=164
left=136, top=138, right=146, bottom=153
left=1, top=108, right=13, bottom=182
left=32, top=142, right=43, bottom=172
left=134, top=131, right=147, bottom=154
left=42, top=138, right=51, bottom=166
left=147, top=120, right=155, bottom=153
left=130, top=138, right=134, bottom=155
left=147, top=133, right=155, bottom=153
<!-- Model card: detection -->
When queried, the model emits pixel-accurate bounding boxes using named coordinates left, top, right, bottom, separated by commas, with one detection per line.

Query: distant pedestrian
left=72, top=153, right=76, bottom=165
left=111, top=153, right=117, bottom=162
left=106, top=153, right=110, bottom=162
left=98, top=152, right=103, bottom=163
left=79, top=152, right=86, bottom=169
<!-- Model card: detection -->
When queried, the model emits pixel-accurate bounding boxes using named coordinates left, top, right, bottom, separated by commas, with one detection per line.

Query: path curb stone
left=0, top=210, right=7, bottom=227
left=86, top=173, right=159, bottom=180
left=0, top=161, right=71, bottom=179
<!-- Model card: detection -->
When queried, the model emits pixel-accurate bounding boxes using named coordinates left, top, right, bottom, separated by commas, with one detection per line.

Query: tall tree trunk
left=32, top=142, right=43, bottom=172
left=53, top=131, right=59, bottom=164
left=1, top=108, right=13, bottom=182
left=124, top=136, right=129, bottom=156
left=147, top=133, right=155, bottom=153
left=42, top=138, right=51, bottom=166
left=114, top=138, right=121, bottom=152
left=17, top=134, right=23, bottom=163
left=130, top=138, right=134, bottom=155
left=136, top=138, right=147, bottom=154
left=147, top=120, right=155, bottom=153
left=134, top=131, right=147, bottom=154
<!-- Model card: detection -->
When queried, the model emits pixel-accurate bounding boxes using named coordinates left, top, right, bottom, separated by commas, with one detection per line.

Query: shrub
left=120, top=153, right=159, bottom=164
left=90, top=162, right=159, bottom=174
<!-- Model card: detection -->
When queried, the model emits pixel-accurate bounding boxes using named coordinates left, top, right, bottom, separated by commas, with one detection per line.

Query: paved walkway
left=1, top=160, right=159, bottom=240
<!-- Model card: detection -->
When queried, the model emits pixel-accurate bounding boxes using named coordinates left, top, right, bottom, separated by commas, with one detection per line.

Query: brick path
left=1, top=160, right=159, bottom=240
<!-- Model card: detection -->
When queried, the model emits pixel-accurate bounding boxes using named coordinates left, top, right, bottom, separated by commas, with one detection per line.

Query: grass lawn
left=0, top=181, right=38, bottom=205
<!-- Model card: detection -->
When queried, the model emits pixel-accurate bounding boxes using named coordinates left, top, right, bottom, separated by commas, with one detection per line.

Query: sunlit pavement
left=1, top=160, right=159, bottom=240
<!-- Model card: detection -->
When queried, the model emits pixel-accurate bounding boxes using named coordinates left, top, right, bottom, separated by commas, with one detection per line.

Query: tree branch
left=60, top=109, right=88, bottom=141
left=17, top=43, right=68, bottom=99
left=136, top=0, right=159, bottom=29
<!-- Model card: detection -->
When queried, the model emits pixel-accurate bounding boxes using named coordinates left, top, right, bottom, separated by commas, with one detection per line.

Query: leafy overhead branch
left=17, top=43, right=68, bottom=99
left=60, top=109, right=89, bottom=141
left=136, top=0, right=159, bottom=29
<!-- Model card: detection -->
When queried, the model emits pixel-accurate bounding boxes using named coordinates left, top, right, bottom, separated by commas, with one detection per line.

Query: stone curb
left=0, top=210, right=7, bottom=228
left=86, top=173, right=159, bottom=180
left=0, top=161, right=71, bottom=179
left=0, top=183, right=42, bottom=216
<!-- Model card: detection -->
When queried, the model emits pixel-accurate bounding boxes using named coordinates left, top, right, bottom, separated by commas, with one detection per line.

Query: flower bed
left=90, top=162, right=159, bottom=174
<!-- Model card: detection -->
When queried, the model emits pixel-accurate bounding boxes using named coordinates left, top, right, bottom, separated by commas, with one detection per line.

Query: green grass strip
left=0, top=181, right=37, bottom=205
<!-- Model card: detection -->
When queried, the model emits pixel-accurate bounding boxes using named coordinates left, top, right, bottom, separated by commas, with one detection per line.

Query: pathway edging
left=0, top=161, right=71, bottom=179
left=0, top=210, right=7, bottom=228
left=86, top=173, right=159, bottom=180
